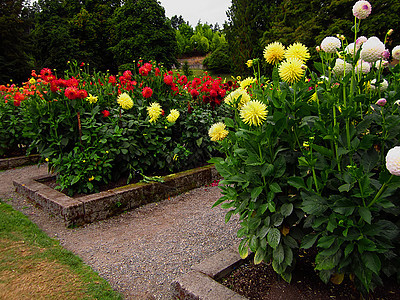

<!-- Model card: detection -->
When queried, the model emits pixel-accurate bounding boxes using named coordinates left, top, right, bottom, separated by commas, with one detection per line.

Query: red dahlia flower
left=139, top=66, right=149, bottom=76
left=123, top=70, right=132, bottom=80
left=102, top=110, right=110, bottom=117
left=78, top=89, right=88, bottom=99
left=190, top=89, right=199, bottom=99
left=65, top=87, right=79, bottom=99
left=163, top=74, right=173, bottom=85
left=143, top=63, right=152, bottom=72
left=108, top=75, right=117, bottom=85
left=142, top=87, right=153, bottom=98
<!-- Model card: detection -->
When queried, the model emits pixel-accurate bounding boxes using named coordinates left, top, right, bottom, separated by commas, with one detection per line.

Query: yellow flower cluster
left=240, top=77, right=256, bottom=90
left=278, top=58, right=306, bottom=85
left=86, top=93, right=98, bottom=104
left=117, top=92, right=133, bottom=110
left=147, top=102, right=162, bottom=123
left=284, top=43, right=310, bottom=62
left=167, top=109, right=180, bottom=123
left=224, top=88, right=251, bottom=108
left=209, top=122, right=229, bottom=141
left=240, top=100, right=268, bottom=126
left=263, top=42, right=285, bottom=65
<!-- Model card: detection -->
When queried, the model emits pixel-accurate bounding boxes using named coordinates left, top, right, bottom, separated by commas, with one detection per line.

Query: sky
left=158, top=0, right=231, bottom=27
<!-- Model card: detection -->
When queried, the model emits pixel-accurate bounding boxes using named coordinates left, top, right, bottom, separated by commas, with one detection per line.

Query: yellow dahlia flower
left=224, top=88, right=251, bottom=108
left=86, top=93, right=98, bottom=104
left=278, top=58, right=305, bottom=84
left=147, top=102, right=163, bottom=123
left=208, top=122, right=229, bottom=141
left=285, top=42, right=310, bottom=62
left=117, top=92, right=133, bottom=110
left=263, top=42, right=286, bottom=65
left=166, top=109, right=180, bottom=123
left=240, top=77, right=256, bottom=90
left=246, top=59, right=253, bottom=67
left=240, top=100, right=268, bottom=126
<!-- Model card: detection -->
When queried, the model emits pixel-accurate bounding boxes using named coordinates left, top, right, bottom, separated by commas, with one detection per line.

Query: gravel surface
left=0, top=164, right=241, bottom=299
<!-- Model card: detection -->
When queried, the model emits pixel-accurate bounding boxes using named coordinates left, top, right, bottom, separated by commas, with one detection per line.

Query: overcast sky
left=158, top=0, right=231, bottom=26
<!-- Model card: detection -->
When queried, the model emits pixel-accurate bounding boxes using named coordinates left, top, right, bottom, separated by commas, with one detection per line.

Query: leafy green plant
left=211, top=2, right=400, bottom=296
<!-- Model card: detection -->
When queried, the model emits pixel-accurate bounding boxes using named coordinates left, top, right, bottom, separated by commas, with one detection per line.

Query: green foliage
left=203, top=44, right=231, bottom=74
left=0, top=0, right=33, bottom=83
left=212, top=14, right=400, bottom=296
left=109, top=0, right=177, bottom=69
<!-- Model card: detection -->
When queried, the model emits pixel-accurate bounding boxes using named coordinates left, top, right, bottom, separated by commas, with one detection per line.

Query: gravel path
left=0, top=164, right=241, bottom=299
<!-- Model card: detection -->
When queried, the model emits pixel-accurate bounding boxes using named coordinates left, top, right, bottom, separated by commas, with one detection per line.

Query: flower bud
left=387, top=29, right=394, bottom=36
left=382, top=50, right=390, bottom=60
left=376, top=98, right=387, bottom=106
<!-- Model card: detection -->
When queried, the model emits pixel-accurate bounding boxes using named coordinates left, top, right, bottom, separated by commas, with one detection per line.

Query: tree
left=32, top=0, right=79, bottom=72
left=110, top=0, right=177, bottom=69
left=170, top=15, right=185, bottom=30
left=224, top=0, right=270, bottom=74
left=0, top=0, right=33, bottom=83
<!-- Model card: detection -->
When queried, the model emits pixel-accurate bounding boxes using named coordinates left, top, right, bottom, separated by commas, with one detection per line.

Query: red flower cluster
left=64, top=87, right=88, bottom=100
left=185, top=75, right=238, bottom=108
left=142, top=87, right=153, bottom=98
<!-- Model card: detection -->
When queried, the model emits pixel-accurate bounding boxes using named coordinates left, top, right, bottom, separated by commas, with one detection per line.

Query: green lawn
left=0, top=200, right=122, bottom=299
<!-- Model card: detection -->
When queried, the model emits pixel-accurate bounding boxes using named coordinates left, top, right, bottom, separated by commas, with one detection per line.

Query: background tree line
left=1, top=0, right=399, bottom=84
left=225, top=0, right=400, bottom=74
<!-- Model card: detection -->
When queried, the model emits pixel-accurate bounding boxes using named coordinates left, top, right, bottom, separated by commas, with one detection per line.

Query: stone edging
left=0, top=154, right=40, bottom=171
left=171, top=245, right=248, bottom=299
left=13, top=164, right=220, bottom=227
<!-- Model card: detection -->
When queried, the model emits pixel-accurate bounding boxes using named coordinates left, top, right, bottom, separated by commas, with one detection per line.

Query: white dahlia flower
left=360, top=36, right=385, bottom=63
left=355, top=60, right=371, bottom=74
left=352, top=1, right=372, bottom=19
left=386, top=146, right=400, bottom=176
left=332, top=58, right=352, bottom=76
left=321, top=36, right=341, bottom=53
left=370, top=79, right=388, bottom=91
left=392, top=45, right=400, bottom=60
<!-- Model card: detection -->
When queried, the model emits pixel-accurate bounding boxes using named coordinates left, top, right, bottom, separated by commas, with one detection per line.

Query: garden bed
left=13, top=164, right=220, bottom=227
left=0, top=154, right=40, bottom=171
left=173, top=246, right=400, bottom=300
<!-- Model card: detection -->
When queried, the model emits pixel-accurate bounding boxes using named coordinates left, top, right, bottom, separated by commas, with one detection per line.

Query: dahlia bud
left=387, top=29, right=394, bottom=36
left=386, top=146, right=400, bottom=176
left=316, top=46, right=321, bottom=52
left=376, top=98, right=387, bottom=106
left=382, top=50, right=390, bottom=60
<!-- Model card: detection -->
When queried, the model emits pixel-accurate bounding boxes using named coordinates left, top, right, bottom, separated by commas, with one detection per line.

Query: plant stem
left=368, top=175, right=393, bottom=208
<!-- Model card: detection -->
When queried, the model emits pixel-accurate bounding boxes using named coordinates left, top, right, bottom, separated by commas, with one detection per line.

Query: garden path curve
left=0, top=164, right=241, bottom=299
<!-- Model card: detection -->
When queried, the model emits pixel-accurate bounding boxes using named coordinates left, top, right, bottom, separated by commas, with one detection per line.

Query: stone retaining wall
left=13, top=164, right=220, bottom=227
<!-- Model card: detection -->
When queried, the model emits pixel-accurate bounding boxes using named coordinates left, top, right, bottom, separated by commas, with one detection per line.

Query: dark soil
left=1, top=148, right=27, bottom=159
left=220, top=249, right=400, bottom=300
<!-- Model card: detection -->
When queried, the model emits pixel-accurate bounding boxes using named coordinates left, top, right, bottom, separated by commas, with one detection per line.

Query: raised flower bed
left=14, top=164, right=220, bottom=227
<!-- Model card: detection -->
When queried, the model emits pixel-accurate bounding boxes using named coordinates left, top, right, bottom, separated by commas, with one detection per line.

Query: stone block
left=80, top=190, right=120, bottom=223
left=8, top=156, right=30, bottom=169
left=192, top=246, right=243, bottom=280
left=110, top=184, right=143, bottom=210
left=172, top=270, right=247, bottom=300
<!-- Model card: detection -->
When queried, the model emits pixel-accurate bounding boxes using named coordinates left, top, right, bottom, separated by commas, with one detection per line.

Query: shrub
left=203, top=44, right=231, bottom=74
left=211, top=2, right=400, bottom=296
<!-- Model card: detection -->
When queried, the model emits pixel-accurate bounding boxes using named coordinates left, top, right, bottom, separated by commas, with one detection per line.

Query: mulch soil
left=220, top=249, right=400, bottom=300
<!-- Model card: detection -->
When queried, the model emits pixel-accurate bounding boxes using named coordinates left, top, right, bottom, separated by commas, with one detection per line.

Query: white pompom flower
left=355, top=60, right=371, bottom=74
left=370, top=79, right=388, bottom=91
left=321, top=36, right=341, bottom=53
left=332, top=58, right=352, bottom=76
left=386, top=146, right=400, bottom=176
left=360, top=36, right=385, bottom=63
left=392, top=45, right=400, bottom=60
left=352, top=0, right=372, bottom=20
